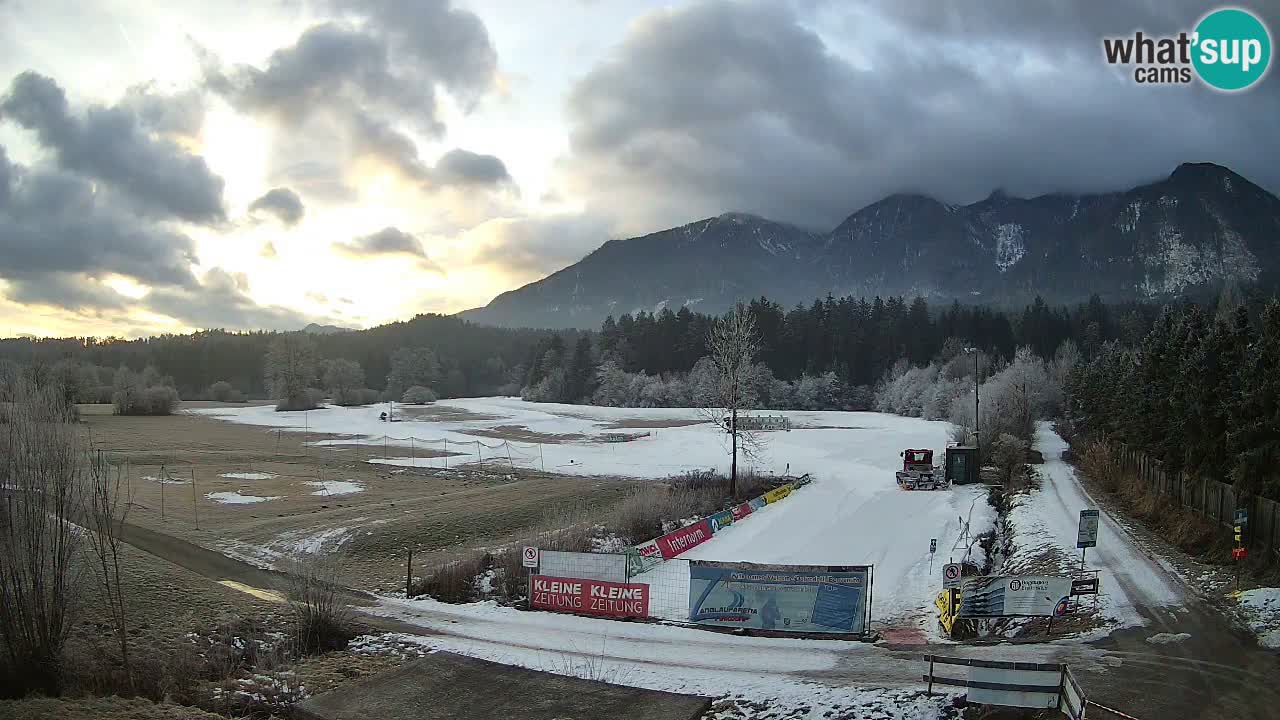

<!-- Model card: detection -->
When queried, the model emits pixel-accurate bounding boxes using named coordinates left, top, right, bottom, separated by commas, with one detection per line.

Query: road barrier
left=924, top=655, right=1087, bottom=719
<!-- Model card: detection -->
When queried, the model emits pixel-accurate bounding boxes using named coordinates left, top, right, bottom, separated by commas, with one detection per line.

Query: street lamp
left=964, top=347, right=980, bottom=463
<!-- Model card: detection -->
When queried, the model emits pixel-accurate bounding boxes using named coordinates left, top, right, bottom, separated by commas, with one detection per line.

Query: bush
left=275, top=387, right=324, bottom=412
left=282, top=555, right=354, bottom=655
left=208, top=380, right=244, bottom=402
left=112, top=382, right=180, bottom=415
left=401, top=385, right=438, bottom=404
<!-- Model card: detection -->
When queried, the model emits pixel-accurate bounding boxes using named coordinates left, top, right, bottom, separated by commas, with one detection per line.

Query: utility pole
left=967, top=348, right=981, bottom=462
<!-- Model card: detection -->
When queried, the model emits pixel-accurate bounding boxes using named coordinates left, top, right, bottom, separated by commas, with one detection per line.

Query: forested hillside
left=0, top=314, right=564, bottom=401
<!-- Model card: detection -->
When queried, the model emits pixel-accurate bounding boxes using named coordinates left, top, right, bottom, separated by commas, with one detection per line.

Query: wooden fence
left=1116, top=445, right=1280, bottom=558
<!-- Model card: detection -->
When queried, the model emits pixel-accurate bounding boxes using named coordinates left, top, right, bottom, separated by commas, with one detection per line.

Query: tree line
left=1067, top=298, right=1280, bottom=501
left=520, top=294, right=1161, bottom=410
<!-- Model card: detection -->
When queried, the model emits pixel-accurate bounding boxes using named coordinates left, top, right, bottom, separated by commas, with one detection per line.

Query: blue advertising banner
left=709, top=510, right=734, bottom=532
left=747, top=495, right=768, bottom=512
left=688, top=561, right=872, bottom=634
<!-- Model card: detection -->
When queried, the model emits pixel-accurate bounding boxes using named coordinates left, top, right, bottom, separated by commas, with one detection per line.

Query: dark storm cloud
left=0, top=158, right=198, bottom=288
left=203, top=1, right=505, bottom=200
left=249, top=187, right=305, bottom=226
left=0, top=72, right=225, bottom=224
left=214, top=22, right=433, bottom=127
left=435, top=149, right=511, bottom=186
left=563, top=0, right=1280, bottom=233
left=4, top=272, right=131, bottom=312
left=326, top=0, right=498, bottom=105
left=333, top=227, right=445, bottom=274
left=144, top=268, right=319, bottom=330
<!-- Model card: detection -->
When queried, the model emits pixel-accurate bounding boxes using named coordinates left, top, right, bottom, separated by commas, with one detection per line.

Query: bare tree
left=323, top=358, right=365, bottom=406
left=85, top=451, right=133, bottom=679
left=265, top=334, right=320, bottom=411
left=0, top=379, right=88, bottom=695
left=700, top=303, right=763, bottom=498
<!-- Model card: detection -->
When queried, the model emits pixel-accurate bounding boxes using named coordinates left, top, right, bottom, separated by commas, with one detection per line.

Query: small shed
left=945, top=445, right=979, bottom=485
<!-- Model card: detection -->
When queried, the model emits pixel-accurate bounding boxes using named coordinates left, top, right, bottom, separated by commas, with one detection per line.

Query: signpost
left=1077, top=509, right=1099, bottom=571
left=1233, top=509, right=1248, bottom=590
left=942, top=563, right=962, bottom=589
left=522, top=546, right=539, bottom=605
left=929, top=538, right=937, bottom=572
left=1070, top=577, right=1099, bottom=596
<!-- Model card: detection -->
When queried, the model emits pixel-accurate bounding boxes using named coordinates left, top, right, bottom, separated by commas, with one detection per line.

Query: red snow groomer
left=896, top=449, right=946, bottom=490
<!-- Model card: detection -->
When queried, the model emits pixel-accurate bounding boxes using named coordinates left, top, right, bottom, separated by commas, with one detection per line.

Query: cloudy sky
left=1, top=0, right=1277, bottom=337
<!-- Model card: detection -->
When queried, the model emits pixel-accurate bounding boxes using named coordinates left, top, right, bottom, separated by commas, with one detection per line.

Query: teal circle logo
left=1192, top=8, right=1271, bottom=91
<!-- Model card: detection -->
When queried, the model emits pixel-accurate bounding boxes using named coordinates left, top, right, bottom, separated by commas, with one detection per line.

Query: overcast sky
left=1, top=0, right=1277, bottom=337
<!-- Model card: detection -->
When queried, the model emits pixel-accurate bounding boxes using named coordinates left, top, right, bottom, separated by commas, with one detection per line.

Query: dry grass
left=0, top=696, right=225, bottom=720
left=1076, top=441, right=1219, bottom=556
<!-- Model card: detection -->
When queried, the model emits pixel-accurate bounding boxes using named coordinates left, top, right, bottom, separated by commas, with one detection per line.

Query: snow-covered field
left=195, top=397, right=947, bottom=481
left=199, top=397, right=991, bottom=636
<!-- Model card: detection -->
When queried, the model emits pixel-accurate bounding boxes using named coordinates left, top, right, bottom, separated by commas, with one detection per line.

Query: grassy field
left=79, top=403, right=642, bottom=590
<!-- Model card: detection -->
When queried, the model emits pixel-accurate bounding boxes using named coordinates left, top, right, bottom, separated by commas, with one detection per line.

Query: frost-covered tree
left=265, top=334, right=320, bottom=411
left=324, top=359, right=366, bottom=406
left=386, top=347, right=441, bottom=400
left=702, top=303, right=763, bottom=498
left=401, top=385, right=438, bottom=404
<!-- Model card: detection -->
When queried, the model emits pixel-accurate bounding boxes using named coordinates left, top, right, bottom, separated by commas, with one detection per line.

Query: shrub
left=401, top=385, right=438, bottom=404
left=282, top=555, right=354, bottom=655
left=208, top=380, right=236, bottom=402
left=275, top=387, right=324, bottom=412
left=140, top=385, right=179, bottom=415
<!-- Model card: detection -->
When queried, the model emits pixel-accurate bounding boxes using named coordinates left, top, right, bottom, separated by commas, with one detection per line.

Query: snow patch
left=1237, top=587, right=1280, bottom=648
left=221, top=472, right=277, bottom=480
left=206, top=491, right=282, bottom=504
left=993, top=223, right=1025, bottom=271
left=142, top=475, right=189, bottom=485
left=303, top=480, right=364, bottom=496
left=1145, top=632, right=1191, bottom=645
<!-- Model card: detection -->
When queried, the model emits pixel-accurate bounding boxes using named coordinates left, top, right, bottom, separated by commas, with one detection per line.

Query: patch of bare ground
left=458, top=424, right=587, bottom=443
left=78, top=410, right=642, bottom=591
left=601, top=417, right=706, bottom=429
left=389, top=403, right=500, bottom=423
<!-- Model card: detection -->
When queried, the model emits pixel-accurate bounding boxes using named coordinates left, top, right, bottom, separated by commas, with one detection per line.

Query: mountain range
left=460, top=163, right=1280, bottom=329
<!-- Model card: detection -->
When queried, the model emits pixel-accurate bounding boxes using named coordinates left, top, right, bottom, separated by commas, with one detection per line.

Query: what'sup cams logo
left=1103, top=7, right=1272, bottom=91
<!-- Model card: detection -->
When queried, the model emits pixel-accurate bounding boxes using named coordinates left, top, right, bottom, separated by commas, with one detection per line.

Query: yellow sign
left=936, top=589, right=961, bottom=635
left=763, top=484, right=793, bottom=504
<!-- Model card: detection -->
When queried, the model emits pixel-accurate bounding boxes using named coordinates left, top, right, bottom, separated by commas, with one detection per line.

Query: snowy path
left=367, top=593, right=1106, bottom=718
left=1023, top=423, right=1183, bottom=627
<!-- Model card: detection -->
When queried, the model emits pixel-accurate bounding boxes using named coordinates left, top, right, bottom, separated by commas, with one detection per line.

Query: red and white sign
left=522, top=546, right=539, bottom=568
left=530, top=575, right=649, bottom=618
left=634, top=539, right=662, bottom=560
left=656, top=519, right=712, bottom=559
left=731, top=502, right=753, bottom=521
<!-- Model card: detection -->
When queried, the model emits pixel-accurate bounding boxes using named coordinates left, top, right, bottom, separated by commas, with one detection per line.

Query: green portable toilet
left=946, top=446, right=979, bottom=485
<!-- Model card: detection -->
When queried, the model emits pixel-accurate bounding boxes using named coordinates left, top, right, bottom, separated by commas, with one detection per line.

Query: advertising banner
left=688, top=561, right=871, bottom=634
left=731, top=502, right=754, bottom=521
left=763, top=484, right=793, bottom=504
left=626, top=539, right=664, bottom=575
left=539, top=550, right=628, bottom=584
left=748, top=495, right=768, bottom=512
left=958, top=576, right=1072, bottom=618
left=709, top=510, right=734, bottom=532
left=656, top=519, right=712, bottom=559
left=530, top=575, right=649, bottom=618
